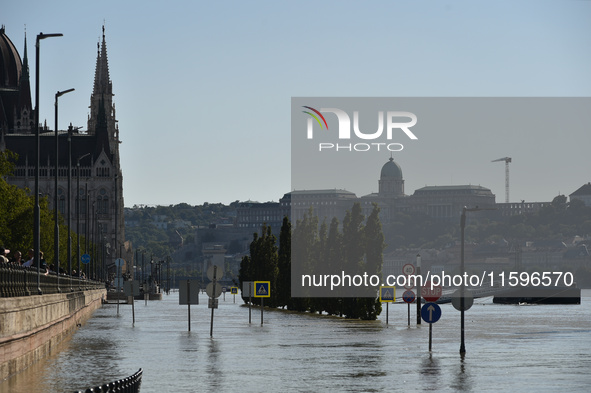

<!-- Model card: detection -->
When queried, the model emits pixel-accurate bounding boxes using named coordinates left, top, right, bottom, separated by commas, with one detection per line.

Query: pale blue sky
left=3, top=1, right=591, bottom=207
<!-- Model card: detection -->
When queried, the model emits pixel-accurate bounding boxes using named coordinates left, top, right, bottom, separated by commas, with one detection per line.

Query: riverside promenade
left=0, top=262, right=106, bottom=380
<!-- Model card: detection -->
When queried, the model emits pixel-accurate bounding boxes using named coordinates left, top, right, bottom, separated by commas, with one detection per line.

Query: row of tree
left=239, top=203, right=385, bottom=320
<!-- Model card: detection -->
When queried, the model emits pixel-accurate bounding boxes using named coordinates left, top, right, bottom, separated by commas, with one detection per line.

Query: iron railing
left=73, top=368, right=143, bottom=393
left=0, top=262, right=104, bottom=297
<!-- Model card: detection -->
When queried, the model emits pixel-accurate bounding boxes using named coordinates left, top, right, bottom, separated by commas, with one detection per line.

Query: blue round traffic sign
left=402, top=290, right=415, bottom=303
left=81, top=253, right=91, bottom=264
left=421, top=302, right=442, bottom=323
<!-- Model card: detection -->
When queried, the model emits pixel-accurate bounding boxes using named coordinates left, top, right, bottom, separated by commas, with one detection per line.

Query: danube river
left=2, top=290, right=590, bottom=392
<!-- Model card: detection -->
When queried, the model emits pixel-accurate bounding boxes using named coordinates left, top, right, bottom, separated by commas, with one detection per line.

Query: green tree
left=324, top=217, right=343, bottom=316
left=276, top=216, right=292, bottom=309
left=340, top=203, right=365, bottom=319
left=291, top=208, right=318, bottom=312
left=359, top=203, right=384, bottom=320
left=241, top=225, right=279, bottom=307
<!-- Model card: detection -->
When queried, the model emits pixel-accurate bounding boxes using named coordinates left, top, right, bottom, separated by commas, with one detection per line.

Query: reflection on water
left=1, top=291, right=591, bottom=392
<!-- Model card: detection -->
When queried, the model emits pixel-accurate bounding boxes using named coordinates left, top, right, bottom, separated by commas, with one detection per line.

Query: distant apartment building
left=235, top=201, right=287, bottom=231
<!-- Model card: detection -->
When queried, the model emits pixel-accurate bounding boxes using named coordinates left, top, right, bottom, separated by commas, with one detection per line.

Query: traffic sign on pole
left=421, top=302, right=442, bottom=351
left=254, top=281, right=270, bottom=297
left=451, top=289, right=474, bottom=311
left=206, top=282, right=222, bottom=298
left=402, top=290, right=415, bottom=303
left=208, top=298, right=219, bottom=309
left=81, top=253, right=91, bottom=264
left=422, top=281, right=442, bottom=302
left=179, top=280, right=200, bottom=305
left=379, top=286, right=396, bottom=302
left=243, top=281, right=254, bottom=297
left=402, top=263, right=415, bottom=276
left=207, top=264, right=224, bottom=281
left=230, top=287, right=238, bottom=295
left=421, top=302, right=442, bottom=323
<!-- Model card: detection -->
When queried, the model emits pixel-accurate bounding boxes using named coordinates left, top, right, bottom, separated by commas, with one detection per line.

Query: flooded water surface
left=2, top=290, right=590, bottom=392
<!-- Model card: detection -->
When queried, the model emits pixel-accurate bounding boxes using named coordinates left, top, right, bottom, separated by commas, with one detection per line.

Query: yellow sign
left=380, top=286, right=396, bottom=302
left=254, top=281, right=271, bottom=298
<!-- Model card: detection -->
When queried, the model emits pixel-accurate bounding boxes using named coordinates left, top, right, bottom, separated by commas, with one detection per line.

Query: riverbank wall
left=0, top=289, right=106, bottom=381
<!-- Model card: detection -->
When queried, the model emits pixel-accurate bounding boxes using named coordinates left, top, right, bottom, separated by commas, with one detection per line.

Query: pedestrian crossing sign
left=254, top=281, right=271, bottom=298
left=380, top=286, right=396, bottom=302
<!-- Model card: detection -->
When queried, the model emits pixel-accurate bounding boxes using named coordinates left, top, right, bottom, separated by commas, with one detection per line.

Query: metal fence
left=0, top=262, right=104, bottom=297
left=73, top=368, right=143, bottom=393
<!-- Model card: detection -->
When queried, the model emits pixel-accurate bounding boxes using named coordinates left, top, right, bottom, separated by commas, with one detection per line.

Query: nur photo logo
left=301, top=105, right=418, bottom=152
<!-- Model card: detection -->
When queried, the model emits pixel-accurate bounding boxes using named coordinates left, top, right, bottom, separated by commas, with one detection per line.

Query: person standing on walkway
left=0, top=246, right=10, bottom=263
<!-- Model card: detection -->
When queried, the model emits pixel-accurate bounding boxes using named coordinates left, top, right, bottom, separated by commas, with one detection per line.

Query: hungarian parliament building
left=0, top=25, right=127, bottom=266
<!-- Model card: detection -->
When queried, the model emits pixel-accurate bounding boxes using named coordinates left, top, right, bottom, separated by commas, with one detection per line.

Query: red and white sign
left=402, top=263, right=415, bottom=276
left=422, top=281, right=442, bottom=302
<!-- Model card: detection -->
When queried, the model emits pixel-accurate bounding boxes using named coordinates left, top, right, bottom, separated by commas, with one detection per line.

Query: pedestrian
left=36, top=251, right=49, bottom=275
left=0, top=246, right=10, bottom=263
left=11, top=250, right=22, bottom=265
left=23, top=249, right=34, bottom=267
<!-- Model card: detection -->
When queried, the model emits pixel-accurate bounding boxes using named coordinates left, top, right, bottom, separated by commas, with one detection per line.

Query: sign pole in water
left=243, top=282, right=253, bottom=323
left=179, top=279, right=199, bottom=332
left=416, top=255, right=421, bottom=325
left=206, top=264, right=223, bottom=336
left=402, top=290, right=415, bottom=327
left=131, top=281, right=135, bottom=326
left=429, top=321, right=433, bottom=351
left=421, top=278, right=442, bottom=352
left=254, top=281, right=270, bottom=325
left=115, top=258, right=125, bottom=316
left=188, top=280, right=191, bottom=332
left=123, top=280, right=140, bottom=327
left=379, top=286, right=395, bottom=325
left=421, top=302, right=441, bottom=351
left=231, top=287, right=238, bottom=303
left=210, top=266, right=217, bottom=337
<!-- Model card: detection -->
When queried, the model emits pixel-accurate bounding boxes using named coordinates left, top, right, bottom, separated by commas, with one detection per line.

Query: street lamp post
left=35, top=32, right=63, bottom=295
left=460, top=209, right=467, bottom=354
left=460, top=206, right=495, bottom=355
left=416, top=254, right=421, bottom=325
left=67, top=125, right=79, bottom=290
left=54, top=88, right=74, bottom=293
left=77, top=153, right=90, bottom=281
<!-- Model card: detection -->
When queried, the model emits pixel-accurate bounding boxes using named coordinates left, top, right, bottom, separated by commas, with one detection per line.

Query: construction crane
left=492, top=157, right=511, bottom=203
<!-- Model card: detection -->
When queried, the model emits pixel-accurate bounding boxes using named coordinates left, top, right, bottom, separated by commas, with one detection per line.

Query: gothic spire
left=22, top=30, right=29, bottom=79
left=92, top=24, right=111, bottom=97
left=17, top=29, right=33, bottom=131
left=88, top=24, right=113, bottom=135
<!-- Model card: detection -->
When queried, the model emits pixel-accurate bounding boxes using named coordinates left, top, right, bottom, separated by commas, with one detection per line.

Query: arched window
left=97, top=188, right=109, bottom=214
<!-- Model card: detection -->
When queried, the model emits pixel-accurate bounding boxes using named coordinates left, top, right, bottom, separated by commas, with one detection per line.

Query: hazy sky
left=3, top=1, right=590, bottom=207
